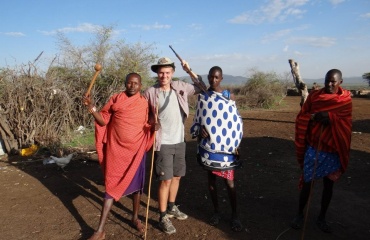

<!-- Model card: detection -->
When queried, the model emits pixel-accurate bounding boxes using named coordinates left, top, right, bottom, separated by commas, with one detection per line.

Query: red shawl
left=95, top=92, right=154, bottom=201
left=295, top=87, right=352, bottom=175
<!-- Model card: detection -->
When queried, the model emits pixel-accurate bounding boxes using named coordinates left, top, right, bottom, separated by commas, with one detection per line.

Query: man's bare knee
left=160, top=179, right=172, bottom=188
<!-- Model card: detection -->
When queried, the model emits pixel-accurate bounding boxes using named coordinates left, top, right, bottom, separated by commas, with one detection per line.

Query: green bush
left=239, top=70, right=288, bottom=109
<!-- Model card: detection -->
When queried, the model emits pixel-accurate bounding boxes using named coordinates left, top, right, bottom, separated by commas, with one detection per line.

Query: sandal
left=316, top=218, right=332, bottom=233
left=132, top=219, right=145, bottom=233
left=209, top=213, right=221, bottom=226
left=291, top=214, right=304, bottom=229
left=231, top=218, right=243, bottom=232
left=87, top=231, right=106, bottom=240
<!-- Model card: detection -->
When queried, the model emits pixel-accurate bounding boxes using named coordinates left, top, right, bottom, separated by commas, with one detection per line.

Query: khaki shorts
left=155, top=142, right=186, bottom=181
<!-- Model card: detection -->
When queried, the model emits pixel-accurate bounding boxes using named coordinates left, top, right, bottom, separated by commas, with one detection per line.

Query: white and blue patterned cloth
left=303, top=145, right=341, bottom=182
left=190, top=90, right=243, bottom=171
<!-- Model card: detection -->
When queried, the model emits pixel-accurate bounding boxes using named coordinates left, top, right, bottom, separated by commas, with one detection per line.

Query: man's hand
left=200, top=125, right=209, bottom=139
left=181, top=60, right=191, bottom=73
left=154, top=122, right=161, bottom=131
left=82, top=93, right=93, bottom=108
left=312, top=111, right=330, bottom=125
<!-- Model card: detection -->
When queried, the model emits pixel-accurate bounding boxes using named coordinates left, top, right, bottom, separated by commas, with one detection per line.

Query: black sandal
left=209, top=213, right=221, bottom=226
left=291, top=214, right=304, bottom=229
left=316, top=218, right=332, bottom=233
left=231, top=218, right=243, bottom=232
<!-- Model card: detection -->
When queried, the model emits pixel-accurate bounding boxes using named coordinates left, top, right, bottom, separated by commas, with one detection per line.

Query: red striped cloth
left=212, top=170, right=234, bottom=180
left=295, top=87, right=352, bottom=181
left=95, top=92, right=154, bottom=201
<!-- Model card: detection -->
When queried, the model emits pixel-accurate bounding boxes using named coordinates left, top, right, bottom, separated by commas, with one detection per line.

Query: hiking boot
left=167, top=205, right=188, bottom=220
left=158, top=215, right=176, bottom=235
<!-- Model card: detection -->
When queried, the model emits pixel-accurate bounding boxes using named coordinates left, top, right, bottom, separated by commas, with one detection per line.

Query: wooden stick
left=85, top=63, right=102, bottom=96
left=144, top=102, right=159, bottom=240
left=169, top=45, right=209, bottom=96
left=144, top=135, right=155, bottom=240
left=301, top=125, right=324, bottom=240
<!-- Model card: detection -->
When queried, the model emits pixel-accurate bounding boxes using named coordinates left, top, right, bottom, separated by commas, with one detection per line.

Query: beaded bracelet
left=89, top=106, right=97, bottom=114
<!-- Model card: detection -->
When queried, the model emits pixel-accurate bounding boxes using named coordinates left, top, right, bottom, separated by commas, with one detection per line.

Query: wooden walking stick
left=169, top=45, right=210, bottom=96
left=301, top=125, right=324, bottom=240
left=144, top=101, right=159, bottom=240
left=84, top=63, right=102, bottom=96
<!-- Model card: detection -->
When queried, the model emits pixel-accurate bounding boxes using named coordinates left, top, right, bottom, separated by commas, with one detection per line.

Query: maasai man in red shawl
left=291, top=69, right=352, bottom=233
left=190, top=66, right=243, bottom=232
left=83, top=73, right=154, bottom=240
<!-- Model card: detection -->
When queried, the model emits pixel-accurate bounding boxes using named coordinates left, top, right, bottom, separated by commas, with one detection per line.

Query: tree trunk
left=288, top=59, right=308, bottom=106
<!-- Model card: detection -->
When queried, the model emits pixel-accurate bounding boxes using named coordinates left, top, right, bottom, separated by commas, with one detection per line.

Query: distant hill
left=305, top=76, right=366, bottom=87
left=179, top=74, right=248, bottom=86
left=180, top=75, right=366, bottom=87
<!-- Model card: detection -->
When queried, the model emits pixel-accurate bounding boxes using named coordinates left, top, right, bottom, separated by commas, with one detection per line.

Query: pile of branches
left=0, top=26, right=158, bottom=154
left=0, top=62, right=86, bottom=153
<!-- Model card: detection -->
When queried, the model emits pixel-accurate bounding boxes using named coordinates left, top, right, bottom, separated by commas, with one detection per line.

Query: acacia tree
left=51, top=25, right=157, bottom=125
left=362, top=72, right=370, bottom=86
left=239, top=68, right=289, bottom=109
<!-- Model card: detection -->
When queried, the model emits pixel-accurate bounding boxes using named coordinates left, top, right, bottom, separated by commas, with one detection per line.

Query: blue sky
left=1, top=0, right=369, bottom=79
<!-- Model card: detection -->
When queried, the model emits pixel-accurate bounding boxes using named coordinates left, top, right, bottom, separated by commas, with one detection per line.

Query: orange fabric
left=95, top=92, right=154, bottom=201
left=295, top=87, right=352, bottom=177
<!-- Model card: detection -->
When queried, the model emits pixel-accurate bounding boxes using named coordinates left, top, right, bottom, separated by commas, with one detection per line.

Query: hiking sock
left=159, top=211, right=167, bottom=221
left=167, top=202, right=175, bottom=211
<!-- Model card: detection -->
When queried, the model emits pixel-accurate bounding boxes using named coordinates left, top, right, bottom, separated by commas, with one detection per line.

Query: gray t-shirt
left=158, top=89, right=184, bottom=144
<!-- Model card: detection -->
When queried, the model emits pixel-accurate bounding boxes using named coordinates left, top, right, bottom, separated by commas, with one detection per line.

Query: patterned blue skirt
left=303, top=145, right=340, bottom=182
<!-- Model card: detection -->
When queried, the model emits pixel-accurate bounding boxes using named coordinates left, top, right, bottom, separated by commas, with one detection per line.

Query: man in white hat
left=144, top=57, right=205, bottom=234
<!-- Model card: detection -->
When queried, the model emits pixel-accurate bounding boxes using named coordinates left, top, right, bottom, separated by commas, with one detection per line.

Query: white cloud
left=266, top=54, right=278, bottom=61
left=131, top=22, right=171, bottom=30
left=283, top=45, right=289, bottom=52
left=288, top=36, right=336, bottom=47
left=360, top=12, right=370, bottom=18
left=262, top=29, right=292, bottom=43
left=329, top=0, right=345, bottom=5
left=188, top=23, right=203, bottom=31
left=2, top=32, right=25, bottom=37
left=39, top=23, right=102, bottom=35
left=261, top=25, right=309, bottom=43
left=228, top=0, right=309, bottom=24
left=196, top=53, right=251, bottom=61
left=285, top=8, right=305, bottom=16
left=294, top=50, right=303, bottom=55
left=227, top=11, right=260, bottom=24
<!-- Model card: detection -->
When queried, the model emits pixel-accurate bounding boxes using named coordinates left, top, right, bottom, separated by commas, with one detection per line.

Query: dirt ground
left=0, top=96, right=369, bottom=240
